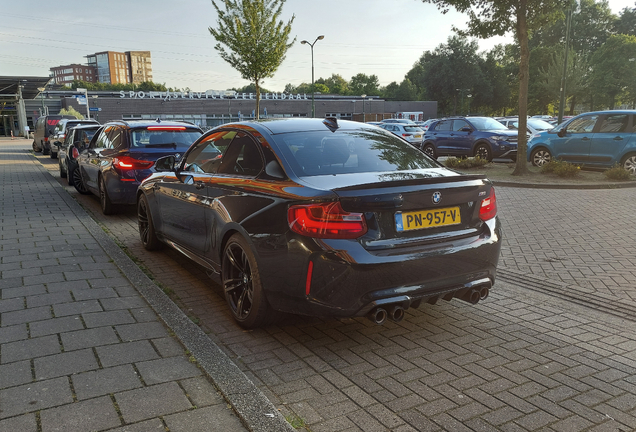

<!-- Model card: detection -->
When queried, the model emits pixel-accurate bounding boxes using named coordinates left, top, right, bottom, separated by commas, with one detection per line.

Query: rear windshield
left=404, top=126, right=423, bottom=132
left=273, top=128, right=439, bottom=177
left=130, top=129, right=201, bottom=148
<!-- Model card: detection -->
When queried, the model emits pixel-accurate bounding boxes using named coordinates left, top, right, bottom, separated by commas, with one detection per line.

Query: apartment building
left=50, top=64, right=97, bottom=85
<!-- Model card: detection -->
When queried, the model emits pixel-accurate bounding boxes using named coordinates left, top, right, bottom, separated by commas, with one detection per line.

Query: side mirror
left=155, top=155, right=176, bottom=172
left=460, top=126, right=472, bottom=132
left=557, top=129, right=566, bottom=138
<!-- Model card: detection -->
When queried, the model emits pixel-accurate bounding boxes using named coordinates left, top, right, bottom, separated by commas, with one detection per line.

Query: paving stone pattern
left=32, top=146, right=636, bottom=431
left=0, top=142, right=246, bottom=432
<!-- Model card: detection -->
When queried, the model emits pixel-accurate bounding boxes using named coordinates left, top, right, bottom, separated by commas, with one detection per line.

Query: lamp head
left=317, top=35, right=324, bottom=40
left=301, top=40, right=308, bottom=45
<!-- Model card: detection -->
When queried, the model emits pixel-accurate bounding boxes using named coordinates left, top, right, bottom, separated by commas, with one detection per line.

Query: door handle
left=614, top=136, right=624, bottom=140
left=581, top=137, right=590, bottom=141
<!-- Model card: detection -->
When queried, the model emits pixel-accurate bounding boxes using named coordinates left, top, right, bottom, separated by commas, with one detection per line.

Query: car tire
left=621, top=153, right=636, bottom=175
left=530, top=148, right=552, bottom=167
left=32, top=141, right=38, bottom=152
left=42, top=145, right=49, bottom=156
left=99, top=175, right=116, bottom=215
left=474, top=142, right=492, bottom=162
left=50, top=150, right=57, bottom=159
left=222, top=233, right=274, bottom=329
left=137, top=194, right=163, bottom=251
left=422, top=143, right=437, bottom=159
left=71, top=167, right=90, bottom=194
left=59, top=159, right=67, bottom=179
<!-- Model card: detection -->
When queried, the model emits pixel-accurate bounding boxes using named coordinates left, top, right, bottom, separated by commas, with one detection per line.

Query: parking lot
left=34, top=152, right=636, bottom=431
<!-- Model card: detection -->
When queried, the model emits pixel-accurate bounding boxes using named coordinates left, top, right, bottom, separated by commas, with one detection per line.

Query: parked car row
left=33, top=116, right=502, bottom=329
left=527, top=110, right=636, bottom=173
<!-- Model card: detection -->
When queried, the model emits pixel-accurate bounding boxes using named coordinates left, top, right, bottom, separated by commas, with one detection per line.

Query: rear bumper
left=260, top=217, right=502, bottom=318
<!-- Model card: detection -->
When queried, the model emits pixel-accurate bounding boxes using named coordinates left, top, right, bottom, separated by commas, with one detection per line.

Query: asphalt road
left=36, top=153, right=636, bottom=432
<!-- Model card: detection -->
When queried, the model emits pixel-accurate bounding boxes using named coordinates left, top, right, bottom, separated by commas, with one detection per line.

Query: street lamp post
left=301, top=35, right=324, bottom=118
left=456, top=88, right=470, bottom=116
left=37, top=87, right=45, bottom=116
left=361, top=94, right=366, bottom=123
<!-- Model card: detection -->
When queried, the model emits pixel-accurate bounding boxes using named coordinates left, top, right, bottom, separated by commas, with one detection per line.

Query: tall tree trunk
left=513, top=0, right=530, bottom=176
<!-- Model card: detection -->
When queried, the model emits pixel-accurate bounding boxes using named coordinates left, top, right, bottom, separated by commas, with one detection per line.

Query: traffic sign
left=89, top=107, right=102, bottom=112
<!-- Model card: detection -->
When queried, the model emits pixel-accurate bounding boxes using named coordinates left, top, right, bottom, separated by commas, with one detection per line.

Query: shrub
left=604, top=164, right=633, bottom=181
left=540, top=160, right=580, bottom=178
left=444, top=157, right=490, bottom=169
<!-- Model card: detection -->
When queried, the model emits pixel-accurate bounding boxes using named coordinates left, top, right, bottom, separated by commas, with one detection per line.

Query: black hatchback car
left=137, top=118, right=502, bottom=328
left=78, top=120, right=202, bottom=214
left=422, top=117, right=518, bottom=161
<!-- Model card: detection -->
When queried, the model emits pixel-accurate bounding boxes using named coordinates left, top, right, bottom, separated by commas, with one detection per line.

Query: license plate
left=395, top=207, right=461, bottom=232
left=414, top=134, right=422, bottom=138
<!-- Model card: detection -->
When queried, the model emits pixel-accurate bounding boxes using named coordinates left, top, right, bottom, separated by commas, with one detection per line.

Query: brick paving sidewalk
left=0, top=140, right=251, bottom=431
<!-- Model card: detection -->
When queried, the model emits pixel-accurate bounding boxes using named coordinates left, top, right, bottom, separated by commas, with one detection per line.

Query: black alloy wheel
left=137, top=194, right=162, bottom=251
left=222, top=234, right=272, bottom=328
left=474, top=143, right=492, bottom=162
left=71, top=167, right=90, bottom=194
left=422, top=143, right=437, bottom=159
left=99, top=175, right=115, bottom=215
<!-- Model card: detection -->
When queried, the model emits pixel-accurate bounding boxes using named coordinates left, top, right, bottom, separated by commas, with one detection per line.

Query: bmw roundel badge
left=432, top=191, right=442, bottom=204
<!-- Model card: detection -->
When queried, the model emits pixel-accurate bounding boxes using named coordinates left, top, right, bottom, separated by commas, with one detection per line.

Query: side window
left=64, top=130, right=74, bottom=146
left=218, top=133, right=263, bottom=177
left=108, top=127, right=123, bottom=149
left=598, top=115, right=628, bottom=133
left=93, top=126, right=112, bottom=149
left=452, top=120, right=470, bottom=131
left=434, top=121, right=451, bottom=132
left=567, top=115, right=598, bottom=134
left=183, top=130, right=236, bottom=174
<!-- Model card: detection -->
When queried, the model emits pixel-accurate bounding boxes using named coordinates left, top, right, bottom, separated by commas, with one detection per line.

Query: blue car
left=422, top=117, right=518, bottom=162
left=78, top=120, right=203, bottom=215
left=527, top=110, right=636, bottom=174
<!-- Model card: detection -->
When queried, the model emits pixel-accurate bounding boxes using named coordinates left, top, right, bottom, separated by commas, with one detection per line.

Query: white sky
left=1, top=0, right=634, bottom=92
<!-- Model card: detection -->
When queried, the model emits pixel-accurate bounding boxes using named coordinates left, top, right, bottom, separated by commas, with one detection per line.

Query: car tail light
left=479, top=189, right=497, bottom=221
left=72, top=147, right=80, bottom=159
left=288, top=202, right=367, bottom=239
left=113, top=156, right=154, bottom=170
left=402, top=133, right=412, bottom=137
left=44, top=136, right=49, bottom=142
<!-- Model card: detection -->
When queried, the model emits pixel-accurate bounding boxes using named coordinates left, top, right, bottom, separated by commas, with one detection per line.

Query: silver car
left=379, top=123, right=424, bottom=146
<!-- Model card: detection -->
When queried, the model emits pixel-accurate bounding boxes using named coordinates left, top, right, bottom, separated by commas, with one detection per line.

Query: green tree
left=615, top=4, right=636, bottom=35
left=406, top=36, right=484, bottom=115
left=322, top=74, right=349, bottom=95
left=349, top=73, right=380, bottom=96
left=59, top=107, right=84, bottom=119
left=422, top=0, right=570, bottom=176
left=209, top=0, right=295, bottom=120
left=589, top=34, right=636, bottom=109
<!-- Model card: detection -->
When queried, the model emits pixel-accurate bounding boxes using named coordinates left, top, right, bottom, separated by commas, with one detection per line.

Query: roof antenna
left=156, top=118, right=161, bottom=123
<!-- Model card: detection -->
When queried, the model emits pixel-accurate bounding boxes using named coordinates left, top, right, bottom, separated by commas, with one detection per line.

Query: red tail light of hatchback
left=479, top=188, right=497, bottom=221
